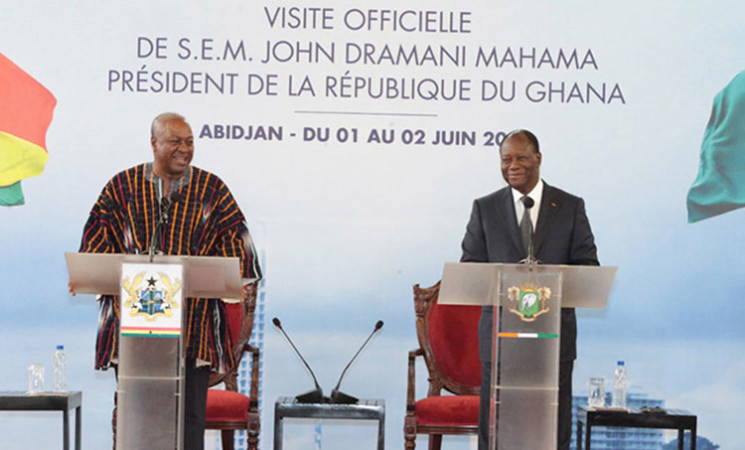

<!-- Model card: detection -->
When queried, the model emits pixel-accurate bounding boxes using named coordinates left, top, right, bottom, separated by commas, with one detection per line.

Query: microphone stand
left=149, top=193, right=170, bottom=262
left=519, top=197, right=540, bottom=270
left=272, top=318, right=326, bottom=403
left=524, top=238, right=540, bottom=271
left=329, top=320, right=384, bottom=404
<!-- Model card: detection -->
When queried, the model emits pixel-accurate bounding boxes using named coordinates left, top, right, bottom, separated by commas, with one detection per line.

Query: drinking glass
left=27, top=363, right=45, bottom=394
left=588, top=377, right=605, bottom=408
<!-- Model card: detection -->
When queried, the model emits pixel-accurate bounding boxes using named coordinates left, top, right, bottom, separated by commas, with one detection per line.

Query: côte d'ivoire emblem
left=122, top=272, right=181, bottom=321
left=507, top=284, right=551, bottom=322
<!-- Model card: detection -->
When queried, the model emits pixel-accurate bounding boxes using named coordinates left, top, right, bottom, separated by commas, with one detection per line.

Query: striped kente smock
left=79, top=163, right=262, bottom=374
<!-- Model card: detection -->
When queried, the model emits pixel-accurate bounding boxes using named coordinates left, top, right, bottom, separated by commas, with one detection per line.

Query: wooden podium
left=439, top=262, right=616, bottom=450
left=66, top=252, right=242, bottom=450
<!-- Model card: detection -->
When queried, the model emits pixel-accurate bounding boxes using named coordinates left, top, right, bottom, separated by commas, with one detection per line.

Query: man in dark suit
left=460, top=129, right=599, bottom=449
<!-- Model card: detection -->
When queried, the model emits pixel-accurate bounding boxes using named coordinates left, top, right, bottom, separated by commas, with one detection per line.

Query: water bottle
left=53, top=345, right=67, bottom=392
left=611, top=360, right=626, bottom=408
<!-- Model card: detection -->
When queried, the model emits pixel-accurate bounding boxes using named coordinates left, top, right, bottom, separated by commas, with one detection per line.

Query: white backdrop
left=2, top=0, right=745, bottom=448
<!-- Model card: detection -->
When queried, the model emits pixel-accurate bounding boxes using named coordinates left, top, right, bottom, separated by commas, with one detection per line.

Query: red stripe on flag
left=0, top=53, right=57, bottom=151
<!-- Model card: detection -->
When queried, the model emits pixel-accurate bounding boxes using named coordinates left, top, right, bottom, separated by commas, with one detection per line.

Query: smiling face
left=151, top=116, right=194, bottom=180
left=500, top=132, right=541, bottom=194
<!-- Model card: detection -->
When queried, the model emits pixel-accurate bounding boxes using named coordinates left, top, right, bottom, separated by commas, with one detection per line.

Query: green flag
left=687, top=71, right=745, bottom=223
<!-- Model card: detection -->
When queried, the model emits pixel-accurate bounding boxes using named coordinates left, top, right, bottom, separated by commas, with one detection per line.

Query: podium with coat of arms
left=66, top=252, right=242, bottom=450
left=438, top=262, right=616, bottom=450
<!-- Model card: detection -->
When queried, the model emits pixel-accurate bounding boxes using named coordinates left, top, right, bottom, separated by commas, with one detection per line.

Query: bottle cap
left=56, top=345, right=64, bottom=350
left=617, top=360, right=624, bottom=365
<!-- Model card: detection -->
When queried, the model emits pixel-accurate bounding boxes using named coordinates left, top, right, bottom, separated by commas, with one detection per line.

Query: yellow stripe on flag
left=0, top=131, right=49, bottom=186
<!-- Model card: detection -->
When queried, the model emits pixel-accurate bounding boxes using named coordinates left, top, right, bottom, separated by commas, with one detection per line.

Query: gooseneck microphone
left=149, top=189, right=179, bottom=261
left=272, top=317, right=326, bottom=403
left=520, top=196, right=539, bottom=267
left=330, top=320, right=384, bottom=404
left=149, top=195, right=169, bottom=261
left=524, top=195, right=535, bottom=259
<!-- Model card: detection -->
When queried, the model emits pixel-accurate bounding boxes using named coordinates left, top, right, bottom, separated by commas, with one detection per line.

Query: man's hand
left=68, top=281, right=76, bottom=296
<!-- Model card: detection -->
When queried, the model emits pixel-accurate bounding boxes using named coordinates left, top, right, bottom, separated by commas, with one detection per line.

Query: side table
left=577, top=405, right=696, bottom=450
left=274, top=397, right=385, bottom=450
left=0, top=390, right=82, bottom=450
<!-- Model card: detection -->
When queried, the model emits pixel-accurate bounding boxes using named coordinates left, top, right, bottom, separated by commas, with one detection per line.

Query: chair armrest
left=406, top=348, right=424, bottom=412
left=244, top=343, right=260, bottom=410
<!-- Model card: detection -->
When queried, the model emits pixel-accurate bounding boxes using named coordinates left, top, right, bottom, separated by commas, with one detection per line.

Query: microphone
left=520, top=196, right=539, bottom=267
left=330, top=320, right=384, bottom=404
left=272, top=317, right=326, bottom=403
left=149, top=193, right=174, bottom=261
left=169, top=191, right=181, bottom=205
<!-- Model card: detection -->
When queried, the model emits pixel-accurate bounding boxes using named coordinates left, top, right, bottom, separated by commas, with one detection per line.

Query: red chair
left=404, top=281, right=481, bottom=450
left=205, top=283, right=261, bottom=450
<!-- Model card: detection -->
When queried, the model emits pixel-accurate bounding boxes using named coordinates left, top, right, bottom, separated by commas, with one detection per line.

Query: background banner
left=1, top=0, right=744, bottom=448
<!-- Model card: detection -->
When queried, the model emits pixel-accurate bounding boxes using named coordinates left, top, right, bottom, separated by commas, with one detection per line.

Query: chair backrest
left=414, top=281, right=481, bottom=396
left=209, top=283, right=258, bottom=387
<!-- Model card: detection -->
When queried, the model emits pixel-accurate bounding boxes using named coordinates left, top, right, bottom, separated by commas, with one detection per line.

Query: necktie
left=520, top=195, right=534, bottom=257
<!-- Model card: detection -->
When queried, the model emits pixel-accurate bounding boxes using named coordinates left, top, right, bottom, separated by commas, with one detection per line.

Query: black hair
left=501, top=129, right=540, bottom=154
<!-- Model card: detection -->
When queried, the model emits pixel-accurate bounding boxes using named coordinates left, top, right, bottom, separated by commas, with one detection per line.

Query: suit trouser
left=184, top=360, right=211, bottom=450
left=478, top=360, right=573, bottom=450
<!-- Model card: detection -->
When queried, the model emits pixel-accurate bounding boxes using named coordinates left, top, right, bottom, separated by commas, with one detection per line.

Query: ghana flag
left=0, top=53, right=56, bottom=206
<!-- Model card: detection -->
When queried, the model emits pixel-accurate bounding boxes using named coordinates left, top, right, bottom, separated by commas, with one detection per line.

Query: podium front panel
left=117, top=375, right=180, bottom=448
left=117, top=263, right=184, bottom=450
left=491, top=266, right=562, bottom=450
left=118, top=337, right=179, bottom=377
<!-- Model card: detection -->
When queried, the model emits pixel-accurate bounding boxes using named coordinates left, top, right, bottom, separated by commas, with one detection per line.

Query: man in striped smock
left=78, top=112, right=262, bottom=449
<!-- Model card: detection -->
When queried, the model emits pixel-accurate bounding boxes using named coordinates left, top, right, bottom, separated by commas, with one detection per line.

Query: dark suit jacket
left=460, top=182, right=599, bottom=363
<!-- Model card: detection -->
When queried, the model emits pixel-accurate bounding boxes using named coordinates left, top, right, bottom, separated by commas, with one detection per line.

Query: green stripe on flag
left=0, top=181, right=24, bottom=206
